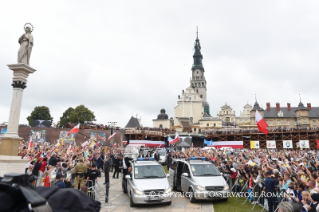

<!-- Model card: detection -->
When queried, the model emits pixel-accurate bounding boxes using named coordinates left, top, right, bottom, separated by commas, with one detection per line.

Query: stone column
left=0, top=63, right=36, bottom=176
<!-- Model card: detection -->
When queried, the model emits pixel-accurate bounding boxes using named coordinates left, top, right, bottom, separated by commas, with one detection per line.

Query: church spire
left=192, top=26, right=203, bottom=70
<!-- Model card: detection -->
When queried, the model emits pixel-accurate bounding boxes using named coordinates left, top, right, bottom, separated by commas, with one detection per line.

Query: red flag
left=28, top=136, right=33, bottom=150
left=316, top=140, right=319, bottom=149
left=67, top=124, right=80, bottom=136
left=107, top=133, right=116, bottom=141
left=169, top=132, right=179, bottom=145
left=255, top=110, right=268, bottom=135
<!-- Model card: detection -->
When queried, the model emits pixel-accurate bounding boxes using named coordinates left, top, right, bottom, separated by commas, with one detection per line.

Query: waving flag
left=81, top=141, right=89, bottom=147
left=28, top=136, right=33, bottom=150
left=169, top=132, right=179, bottom=145
left=108, top=133, right=116, bottom=141
left=66, top=123, right=80, bottom=136
left=89, top=141, right=96, bottom=147
left=255, top=110, right=268, bottom=135
left=204, top=139, right=213, bottom=146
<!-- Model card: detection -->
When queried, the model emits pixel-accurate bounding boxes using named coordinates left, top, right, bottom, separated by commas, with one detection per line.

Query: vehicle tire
left=166, top=201, right=172, bottom=205
left=130, top=193, right=135, bottom=207
left=189, top=188, right=196, bottom=203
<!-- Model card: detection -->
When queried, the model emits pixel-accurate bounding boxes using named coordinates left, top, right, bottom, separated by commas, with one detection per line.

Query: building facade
left=152, top=109, right=173, bottom=129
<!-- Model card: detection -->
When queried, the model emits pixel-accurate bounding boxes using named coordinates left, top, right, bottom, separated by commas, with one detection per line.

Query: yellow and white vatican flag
left=89, top=141, right=96, bottom=147
left=283, top=140, right=293, bottom=148
left=266, top=140, right=276, bottom=148
left=250, top=141, right=260, bottom=149
left=300, top=140, right=309, bottom=149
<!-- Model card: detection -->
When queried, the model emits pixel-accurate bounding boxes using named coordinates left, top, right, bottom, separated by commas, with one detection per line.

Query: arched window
left=202, top=82, right=204, bottom=86
left=159, top=124, right=163, bottom=128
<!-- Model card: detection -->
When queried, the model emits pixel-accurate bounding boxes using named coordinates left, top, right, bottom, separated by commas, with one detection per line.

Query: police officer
left=73, top=158, right=87, bottom=189
left=264, top=171, right=278, bottom=212
left=120, top=155, right=132, bottom=193
left=86, top=164, right=100, bottom=199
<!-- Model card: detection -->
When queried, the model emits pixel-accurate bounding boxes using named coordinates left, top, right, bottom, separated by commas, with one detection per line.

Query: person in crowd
left=86, top=164, right=100, bottom=199
left=103, top=154, right=110, bottom=185
left=28, top=176, right=37, bottom=190
left=55, top=173, right=66, bottom=188
left=138, top=151, right=144, bottom=158
left=145, top=151, right=152, bottom=158
left=37, top=157, right=47, bottom=187
left=154, top=150, right=160, bottom=162
left=43, top=171, right=51, bottom=187
left=73, top=158, right=87, bottom=189
left=264, top=171, right=278, bottom=212
left=113, top=155, right=120, bottom=179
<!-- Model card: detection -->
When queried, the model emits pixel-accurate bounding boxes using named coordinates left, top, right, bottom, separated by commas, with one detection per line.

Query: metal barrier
left=87, top=180, right=109, bottom=209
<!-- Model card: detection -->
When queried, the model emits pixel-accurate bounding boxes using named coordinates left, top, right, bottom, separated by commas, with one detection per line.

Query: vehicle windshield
left=124, top=145, right=141, bottom=159
left=190, top=164, right=220, bottom=176
left=158, top=151, right=166, bottom=156
left=134, top=165, right=166, bottom=179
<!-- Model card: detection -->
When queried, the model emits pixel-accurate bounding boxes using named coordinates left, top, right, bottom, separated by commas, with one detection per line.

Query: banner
left=283, top=140, right=293, bottom=148
left=250, top=141, right=259, bottom=149
left=59, top=131, right=76, bottom=144
left=129, top=140, right=166, bottom=147
left=176, top=136, right=192, bottom=147
left=31, top=120, right=51, bottom=128
left=0, top=128, right=7, bottom=134
left=208, top=141, right=243, bottom=149
left=299, top=140, right=309, bottom=149
left=266, top=140, right=276, bottom=148
left=90, top=132, right=106, bottom=145
left=30, top=130, right=46, bottom=142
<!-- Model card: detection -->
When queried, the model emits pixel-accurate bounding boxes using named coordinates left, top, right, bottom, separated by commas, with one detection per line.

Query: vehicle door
left=168, top=160, right=176, bottom=186
left=127, top=165, right=134, bottom=196
left=181, top=163, right=191, bottom=192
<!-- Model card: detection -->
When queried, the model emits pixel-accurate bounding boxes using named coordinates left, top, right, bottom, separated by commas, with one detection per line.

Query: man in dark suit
left=154, top=150, right=160, bottom=162
left=112, top=155, right=120, bottom=179
left=120, top=155, right=132, bottom=193
left=103, top=155, right=110, bottom=185
left=138, top=151, right=144, bottom=158
left=167, top=153, right=172, bottom=170
left=145, top=151, right=152, bottom=158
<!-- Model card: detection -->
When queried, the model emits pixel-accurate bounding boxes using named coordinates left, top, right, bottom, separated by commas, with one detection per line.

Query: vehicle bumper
left=132, top=193, right=172, bottom=204
left=194, top=190, right=230, bottom=200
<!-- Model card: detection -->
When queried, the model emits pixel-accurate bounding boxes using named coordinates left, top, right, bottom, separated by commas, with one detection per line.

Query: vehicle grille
left=144, top=189, right=165, bottom=195
left=205, top=186, right=224, bottom=191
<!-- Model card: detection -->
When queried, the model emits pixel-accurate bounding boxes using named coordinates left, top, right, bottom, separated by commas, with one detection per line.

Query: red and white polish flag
left=108, top=133, right=116, bottom=141
left=67, top=123, right=80, bottom=136
left=169, top=132, right=179, bottom=145
left=255, top=110, right=268, bottom=135
left=28, top=136, right=33, bottom=150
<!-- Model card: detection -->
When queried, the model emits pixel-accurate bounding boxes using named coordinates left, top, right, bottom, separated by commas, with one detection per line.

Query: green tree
left=59, top=105, right=96, bottom=127
left=58, top=107, right=74, bottom=128
left=27, top=106, right=54, bottom=126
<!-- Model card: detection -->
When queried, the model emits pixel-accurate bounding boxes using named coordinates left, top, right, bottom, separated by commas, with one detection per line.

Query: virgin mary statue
left=18, top=25, right=34, bottom=65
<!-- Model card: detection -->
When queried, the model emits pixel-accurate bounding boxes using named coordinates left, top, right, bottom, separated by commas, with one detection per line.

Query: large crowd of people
left=16, top=139, right=319, bottom=212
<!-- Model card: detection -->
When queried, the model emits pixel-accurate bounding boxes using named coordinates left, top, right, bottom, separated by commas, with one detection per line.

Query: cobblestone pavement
left=96, top=173, right=214, bottom=212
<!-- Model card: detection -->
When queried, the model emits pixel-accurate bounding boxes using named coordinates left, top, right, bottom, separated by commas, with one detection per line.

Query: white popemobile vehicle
left=152, top=148, right=167, bottom=165
left=125, top=158, right=172, bottom=206
left=168, top=157, right=230, bottom=202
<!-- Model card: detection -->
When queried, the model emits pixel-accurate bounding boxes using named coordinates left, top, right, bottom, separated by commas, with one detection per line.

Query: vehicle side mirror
left=182, top=173, right=189, bottom=177
left=166, top=174, right=170, bottom=178
left=125, top=175, right=131, bottom=179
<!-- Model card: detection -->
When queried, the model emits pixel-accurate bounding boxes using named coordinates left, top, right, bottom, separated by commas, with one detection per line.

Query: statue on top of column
left=18, top=23, right=34, bottom=65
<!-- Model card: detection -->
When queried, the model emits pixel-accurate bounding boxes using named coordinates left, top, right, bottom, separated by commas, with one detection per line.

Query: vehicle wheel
left=166, top=201, right=172, bottom=205
left=189, top=188, right=196, bottom=203
left=130, top=193, right=135, bottom=207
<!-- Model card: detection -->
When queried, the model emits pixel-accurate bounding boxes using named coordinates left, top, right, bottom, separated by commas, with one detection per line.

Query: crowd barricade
left=86, top=180, right=109, bottom=209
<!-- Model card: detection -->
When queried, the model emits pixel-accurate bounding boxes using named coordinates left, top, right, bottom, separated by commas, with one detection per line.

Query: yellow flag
left=105, top=146, right=108, bottom=153
left=61, top=139, right=64, bottom=145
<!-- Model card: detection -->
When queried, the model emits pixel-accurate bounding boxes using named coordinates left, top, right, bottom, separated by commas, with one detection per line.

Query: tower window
left=206, top=123, right=209, bottom=127
left=202, top=82, right=204, bottom=86
left=159, top=124, right=163, bottom=128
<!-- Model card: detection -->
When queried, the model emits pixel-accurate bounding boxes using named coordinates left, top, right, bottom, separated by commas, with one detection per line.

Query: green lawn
left=162, top=165, right=265, bottom=212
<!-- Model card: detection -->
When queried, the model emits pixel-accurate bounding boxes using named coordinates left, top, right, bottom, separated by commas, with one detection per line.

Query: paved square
left=96, top=173, right=214, bottom=212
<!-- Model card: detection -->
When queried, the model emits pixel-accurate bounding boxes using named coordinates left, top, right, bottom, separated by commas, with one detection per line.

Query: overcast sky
left=1, top=1, right=319, bottom=127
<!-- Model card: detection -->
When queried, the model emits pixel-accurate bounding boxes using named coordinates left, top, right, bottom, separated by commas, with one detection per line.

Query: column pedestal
left=0, top=63, right=36, bottom=176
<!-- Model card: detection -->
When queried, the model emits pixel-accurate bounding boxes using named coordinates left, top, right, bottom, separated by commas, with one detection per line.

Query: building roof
left=157, top=109, right=168, bottom=119
left=125, top=116, right=140, bottom=128
left=264, top=105, right=319, bottom=118
left=251, top=101, right=264, bottom=111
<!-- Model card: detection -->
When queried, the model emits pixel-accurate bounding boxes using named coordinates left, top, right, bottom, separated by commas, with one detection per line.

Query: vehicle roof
left=133, top=161, right=160, bottom=166
left=172, top=159, right=212, bottom=165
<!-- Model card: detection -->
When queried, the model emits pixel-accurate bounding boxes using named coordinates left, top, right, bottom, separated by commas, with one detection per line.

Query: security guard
left=73, top=158, right=87, bottom=189
left=86, top=164, right=100, bottom=199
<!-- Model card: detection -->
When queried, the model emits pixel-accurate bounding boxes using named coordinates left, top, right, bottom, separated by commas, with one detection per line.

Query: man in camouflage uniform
left=73, top=158, right=87, bottom=189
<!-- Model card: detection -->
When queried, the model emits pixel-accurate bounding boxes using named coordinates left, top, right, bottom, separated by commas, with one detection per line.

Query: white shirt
left=123, top=158, right=127, bottom=169
left=25, top=162, right=31, bottom=169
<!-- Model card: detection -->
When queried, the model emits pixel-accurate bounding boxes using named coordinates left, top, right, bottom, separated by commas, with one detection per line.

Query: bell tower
left=190, top=27, right=207, bottom=102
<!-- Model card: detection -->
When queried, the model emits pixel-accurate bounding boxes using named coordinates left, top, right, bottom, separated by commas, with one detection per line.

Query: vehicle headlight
left=195, top=185, right=206, bottom=191
left=224, top=185, right=229, bottom=190
left=164, top=187, right=172, bottom=194
left=133, top=188, right=144, bottom=195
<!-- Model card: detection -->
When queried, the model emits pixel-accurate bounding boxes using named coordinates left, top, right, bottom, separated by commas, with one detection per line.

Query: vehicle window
left=182, top=164, right=190, bottom=176
left=190, top=164, right=220, bottom=176
left=134, top=165, right=166, bottom=179
left=158, top=151, right=166, bottom=156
